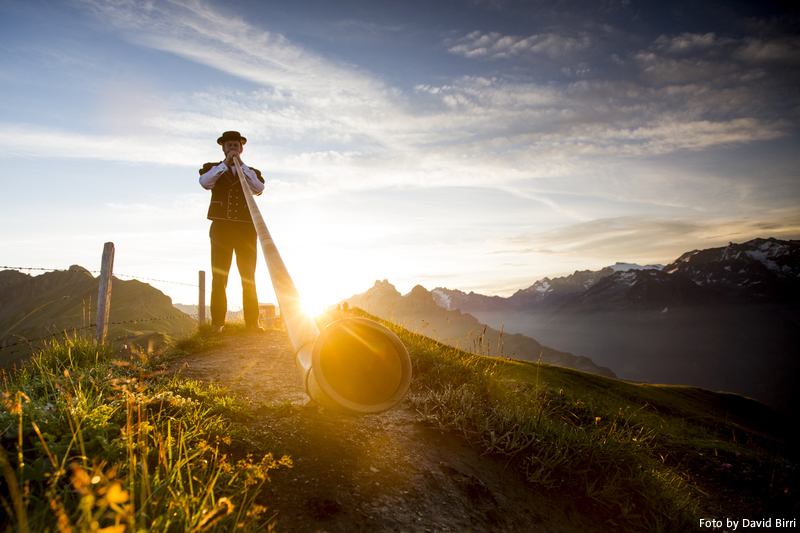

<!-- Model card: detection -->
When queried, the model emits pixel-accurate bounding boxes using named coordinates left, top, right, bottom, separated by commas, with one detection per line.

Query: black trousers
left=209, top=220, right=259, bottom=327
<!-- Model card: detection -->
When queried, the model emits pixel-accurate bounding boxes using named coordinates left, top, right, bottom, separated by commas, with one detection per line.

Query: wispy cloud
left=446, top=30, right=593, bottom=60
left=495, top=216, right=705, bottom=255
left=69, top=2, right=798, bottom=158
left=735, top=37, right=800, bottom=64
left=3, top=1, right=796, bottom=220
left=491, top=212, right=800, bottom=264
left=652, top=32, right=725, bottom=53
left=80, top=0, right=392, bottom=109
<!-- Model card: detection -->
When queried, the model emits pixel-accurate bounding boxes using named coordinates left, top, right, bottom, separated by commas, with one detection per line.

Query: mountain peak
left=662, top=238, right=800, bottom=291
left=67, top=265, right=93, bottom=276
left=608, top=262, right=664, bottom=272
left=409, top=285, right=430, bottom=297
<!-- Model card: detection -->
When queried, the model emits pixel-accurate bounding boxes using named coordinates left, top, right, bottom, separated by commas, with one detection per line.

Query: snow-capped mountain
left=431, top=262, right=663, bottom=315
left=664, top=238, right=800, bottom=297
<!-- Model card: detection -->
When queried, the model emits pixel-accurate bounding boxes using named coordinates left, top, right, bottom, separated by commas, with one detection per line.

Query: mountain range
left=345, top=238, right=799, bottom=414
left=0, top=266, right=197, bottom=368
left=341, top=281, right=617, bottom=379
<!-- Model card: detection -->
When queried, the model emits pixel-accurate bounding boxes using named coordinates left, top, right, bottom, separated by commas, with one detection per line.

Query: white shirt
left=199, top=161, right=264, bottom=195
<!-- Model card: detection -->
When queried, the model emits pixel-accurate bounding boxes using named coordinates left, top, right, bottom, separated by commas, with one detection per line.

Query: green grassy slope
left=0, top=267, right=197, bottom=368
left=499, top=359, right=789, bottom=447
left=339, top=307, right=797, bottom=530
left=2, top=309, right=796, bottom=532
left=1, top=327, right=286, bottom=532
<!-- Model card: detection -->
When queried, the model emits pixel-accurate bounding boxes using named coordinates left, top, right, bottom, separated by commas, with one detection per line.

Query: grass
left=0, top=329, right=290, bottom=532
left=329, top=306, right=798, bottom=532
left=3, top=307, right=797, bottom=532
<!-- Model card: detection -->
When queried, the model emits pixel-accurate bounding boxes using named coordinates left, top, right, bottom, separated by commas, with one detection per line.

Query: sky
left=1, top=0, right=799, bottom=315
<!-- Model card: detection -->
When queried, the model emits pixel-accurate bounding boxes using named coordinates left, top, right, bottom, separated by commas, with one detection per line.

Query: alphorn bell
left=231, top=156, right=412, bottom=413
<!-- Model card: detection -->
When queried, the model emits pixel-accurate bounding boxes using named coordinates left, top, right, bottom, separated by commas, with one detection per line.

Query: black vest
left=200, top=162, right=264, bottom=223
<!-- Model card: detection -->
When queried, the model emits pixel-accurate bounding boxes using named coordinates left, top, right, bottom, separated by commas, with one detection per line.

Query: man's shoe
left=245, top=325, right=266, bottom=333
left=212, top=325, right=225, bottom=334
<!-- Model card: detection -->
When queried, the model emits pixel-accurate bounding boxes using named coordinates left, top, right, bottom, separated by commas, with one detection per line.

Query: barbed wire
left=1, top=266, right=89, bottom=274
left=114, top=274, right=198, bottom=288
left=1, top=266, right=200, bottom=288
left=0, top=313, right=201, bottom=352
left=0, top=266, right=236, bottom=352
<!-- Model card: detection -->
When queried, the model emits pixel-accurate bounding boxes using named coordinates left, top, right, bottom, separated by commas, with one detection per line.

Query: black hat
left=217, top=131, right=247, bottom=145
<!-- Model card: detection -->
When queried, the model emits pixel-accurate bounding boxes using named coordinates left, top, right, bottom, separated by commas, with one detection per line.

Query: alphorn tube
left=232, top=156, right=412, bottom=413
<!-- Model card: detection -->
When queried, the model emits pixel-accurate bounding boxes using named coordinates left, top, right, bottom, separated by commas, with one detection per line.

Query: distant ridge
left=341, top=280, right=616, bottom=378
left=431, top=262, right=664, bottom=315
left=0, top=266, right=197, bottom=368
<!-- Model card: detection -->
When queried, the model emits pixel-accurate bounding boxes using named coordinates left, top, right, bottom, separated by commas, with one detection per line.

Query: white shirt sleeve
left=239, top=163, right=265, bottom=196
left=199, top=163, right=228, bottom=189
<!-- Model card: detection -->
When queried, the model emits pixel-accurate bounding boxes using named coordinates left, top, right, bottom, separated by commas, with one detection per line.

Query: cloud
left=0, top=123, right=208, bottom=164
left=497, top=216, right=704, bottom=254
left=653, top=32, right=724, bottom=54
left=80, top=0, right=390, bottom=110
left=735, top=37, right=800, bottom=64
left=4, top=0, right=795, bottom=217
left=446, top=30, right=592, bottom=60
left=412, top=74, right=787, bottom=156
left=492, top=213, right=800, bottom=265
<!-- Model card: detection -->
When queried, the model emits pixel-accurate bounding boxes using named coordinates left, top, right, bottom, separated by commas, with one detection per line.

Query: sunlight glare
left=302, top=295, right=331, bottom=318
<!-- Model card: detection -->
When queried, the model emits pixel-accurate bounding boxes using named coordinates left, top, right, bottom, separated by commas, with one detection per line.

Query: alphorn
left=232, top=156, right=412, bottom=413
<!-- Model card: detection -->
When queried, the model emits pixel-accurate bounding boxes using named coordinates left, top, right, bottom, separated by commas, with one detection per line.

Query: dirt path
left=169, top=330, right=604, bottom=533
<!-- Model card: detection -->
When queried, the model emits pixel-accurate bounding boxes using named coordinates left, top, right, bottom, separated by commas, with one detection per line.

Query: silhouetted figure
left=199, top=131, right=266, bottom=333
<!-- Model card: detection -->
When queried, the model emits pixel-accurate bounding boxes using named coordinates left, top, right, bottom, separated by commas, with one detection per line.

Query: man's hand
left=224, top=150, right=239, bottom=168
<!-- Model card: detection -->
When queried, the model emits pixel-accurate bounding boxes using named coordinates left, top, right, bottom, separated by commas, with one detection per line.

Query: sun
left=301, top=295, right=331, bottom=318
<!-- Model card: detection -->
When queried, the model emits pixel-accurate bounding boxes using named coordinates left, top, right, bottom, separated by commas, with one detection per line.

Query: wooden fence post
left=95, top=242, right=115, bottom=343
left=198, top=270, right=206, bottom=324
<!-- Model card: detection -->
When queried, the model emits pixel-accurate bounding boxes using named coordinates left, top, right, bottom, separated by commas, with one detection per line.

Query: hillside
left=427, top=238, right=800, bottom=415
left=4, top=310, right=796, bottom=532
left=342, top=280, right=616, bottom=378
left=0, top=266, right=197, bottom=368
left=168, top=319, right=796, bottom=531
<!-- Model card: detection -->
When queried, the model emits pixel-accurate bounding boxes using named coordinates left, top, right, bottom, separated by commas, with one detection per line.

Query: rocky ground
left=168, top=329, right=606, bottom=533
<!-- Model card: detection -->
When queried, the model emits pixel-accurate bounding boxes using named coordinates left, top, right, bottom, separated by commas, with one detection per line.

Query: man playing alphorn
left=199, top=131, right=265, bottom=333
